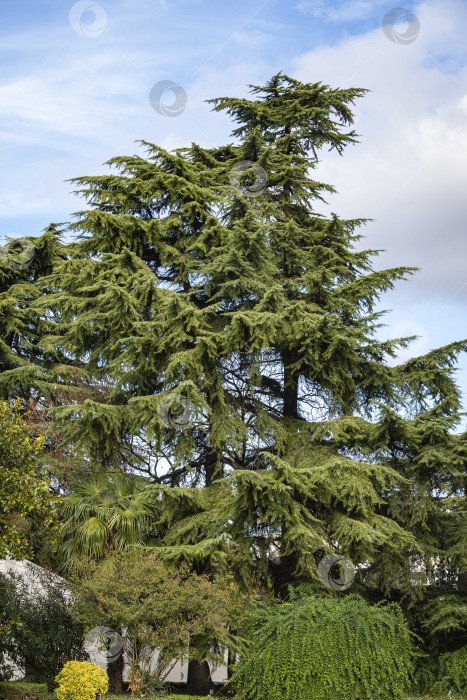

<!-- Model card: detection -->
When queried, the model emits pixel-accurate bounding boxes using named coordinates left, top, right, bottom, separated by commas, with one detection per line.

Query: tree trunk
left=204, top=357, right=223, bottom=487
left=186, top=659, right=212, bottom=695
left=458, top=570, right=467, bottom=591
left=24, top=657, right=41, bottom=681
left=282, top=350, right=298, bottom=419
left=227, top=644, right=236, bottom=680
left=107, top=649, right=124, bottom=694
left=205, top=446, right=220, bottom=487
left=271, top=551, right=300, bottom=598
left=276, top=352, right=300, bottom=598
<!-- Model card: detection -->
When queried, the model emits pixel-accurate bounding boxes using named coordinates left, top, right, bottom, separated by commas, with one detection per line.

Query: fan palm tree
left=59, top=475, right=159, bottom=564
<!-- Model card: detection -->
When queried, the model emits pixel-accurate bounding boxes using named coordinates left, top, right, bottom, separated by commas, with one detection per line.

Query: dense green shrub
left=233, top=595, right=413, bottom=700
left=434, top=645, right=467, bottom=695
left=0, top=681, right=48, bottom=700
left=0, top=573, right=21, bottom=681
left=411, top=644, right=467, bottom=695
left=410, top=650, right=437, bottom=695
left=0, top=570, right=88, bottom=689
left=140, top=671, right=171, bottom=697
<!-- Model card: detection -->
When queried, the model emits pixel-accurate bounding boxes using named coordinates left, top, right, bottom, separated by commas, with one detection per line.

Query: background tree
left=0, top=400, right=58, bottom=560
left=0, top=568, right=88, bottom=689
left=0, top=227, right=59, bottom=393
left=0, top=226, right=106, bottom=491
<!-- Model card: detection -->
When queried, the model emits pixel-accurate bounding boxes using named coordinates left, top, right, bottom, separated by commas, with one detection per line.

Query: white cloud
left=293, top=0, right=467, bottom=299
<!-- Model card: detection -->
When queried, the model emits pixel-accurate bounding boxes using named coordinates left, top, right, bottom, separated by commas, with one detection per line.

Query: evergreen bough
left=233, top=595, right=413, bottom=700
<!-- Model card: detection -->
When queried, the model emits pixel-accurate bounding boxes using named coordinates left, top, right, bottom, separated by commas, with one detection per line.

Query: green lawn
left=40, top=690, right=467, bottom=699
left=100, top=692, right=467, bottom=699
left=104, top=696, right=206, bottom=699
left=101, top=695, right=467, bottom=700
left=101, top=695, right=466, bottom=700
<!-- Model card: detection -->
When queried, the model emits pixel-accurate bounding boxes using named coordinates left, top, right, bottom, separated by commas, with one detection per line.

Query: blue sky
left=1, top=0, right=467, bottom=424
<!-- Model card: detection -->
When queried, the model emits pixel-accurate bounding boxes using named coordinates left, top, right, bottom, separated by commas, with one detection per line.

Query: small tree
left=57, top=475, right=162, bottom=693
left=58, top=475, right=160, bottom=566
left=0, top=400, right=58, bottom=560
left=71, top=548, right=250, bottom=694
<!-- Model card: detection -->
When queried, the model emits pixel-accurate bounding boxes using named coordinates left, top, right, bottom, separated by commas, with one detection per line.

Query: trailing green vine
left=233, top=595, right=413, bottom=700
left=434, top=645, right=467, bottom=695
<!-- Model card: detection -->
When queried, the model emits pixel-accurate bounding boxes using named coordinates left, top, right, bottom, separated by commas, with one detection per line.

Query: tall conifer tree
left=33, top=75, right=467, bottom=685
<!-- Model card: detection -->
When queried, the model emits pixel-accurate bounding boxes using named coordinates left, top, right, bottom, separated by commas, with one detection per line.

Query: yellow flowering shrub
left=55, top=661, right=108, bottom=700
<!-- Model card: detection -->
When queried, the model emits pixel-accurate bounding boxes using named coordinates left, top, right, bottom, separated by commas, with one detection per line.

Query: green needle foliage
left=0, top=225, right=98, bottom=488
left=13, top=74, right=467, bottom=663
left=0, top=226, right=67, bottom=400
left=435, top=645, right=467, bottom=695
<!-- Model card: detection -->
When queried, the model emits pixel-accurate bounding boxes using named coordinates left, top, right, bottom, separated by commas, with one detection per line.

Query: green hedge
left=0, top=681, right=49, bottom=700
left=233, top=595, right=414, bottom=700
left=434, top=646, right=467, bottom=695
